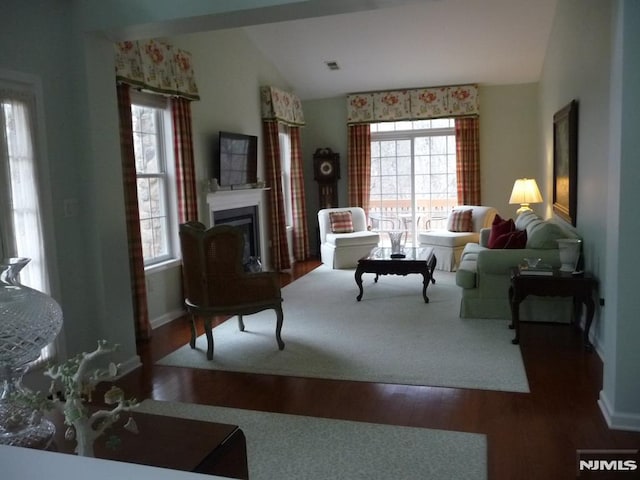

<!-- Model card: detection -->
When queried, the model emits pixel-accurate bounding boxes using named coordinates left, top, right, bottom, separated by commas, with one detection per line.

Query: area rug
left=158, top=266, right=529, bottom=392
left=138, top=399, right=487, bottom=480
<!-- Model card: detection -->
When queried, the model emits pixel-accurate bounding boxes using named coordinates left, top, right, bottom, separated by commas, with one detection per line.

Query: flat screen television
left=216, top=131, right=258, bottom=187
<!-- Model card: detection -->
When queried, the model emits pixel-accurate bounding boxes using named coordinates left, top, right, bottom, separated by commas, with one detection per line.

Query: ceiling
left=241, top=0, right=559, bottom=100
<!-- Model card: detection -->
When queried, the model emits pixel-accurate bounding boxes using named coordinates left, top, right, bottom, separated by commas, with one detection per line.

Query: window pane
left=397, top=156, right=411, bottom=175
left=431, top=136, right=448, bottom=155
left=414, top=155, right=430, bottom=175
left=379, top=140, right=396, bottom=157
left=414, top=137, right=430, bottom=155
left=412, top=119, right=431, bottom=129
left=432, top=118, right=452, bottom=128
left=132, top=100, right=172, bottom=265
left=431, top=155, right=448, bottom=174
left=132, top=106, right=161, bottom=174
left=369, top=120, right=456, bottom=244
left=380, top=157, right=397, bottom=175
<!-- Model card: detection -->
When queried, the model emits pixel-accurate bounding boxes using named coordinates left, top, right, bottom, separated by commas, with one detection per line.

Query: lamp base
left=515, top=205, right=533, bottom=215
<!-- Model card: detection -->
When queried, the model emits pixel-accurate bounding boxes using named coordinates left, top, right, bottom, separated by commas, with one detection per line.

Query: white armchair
left=318, top=207, right=380, bottom=269
left=418, top=205, right=498, bottom=271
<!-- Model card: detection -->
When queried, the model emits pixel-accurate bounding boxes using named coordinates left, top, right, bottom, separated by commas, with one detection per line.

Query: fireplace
left=207, top=188, right=269, bottom=269
left=213, top=206, right=260, bottom=266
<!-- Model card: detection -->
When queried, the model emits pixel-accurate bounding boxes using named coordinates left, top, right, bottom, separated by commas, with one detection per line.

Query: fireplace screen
left=213, top=206, right=260, bottom=268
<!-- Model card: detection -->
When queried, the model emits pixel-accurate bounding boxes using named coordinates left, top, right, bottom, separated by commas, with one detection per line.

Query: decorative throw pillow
left=488, top=214, right=515, bottom=249
left=447, top=209, right=473, bottom=232
left=329, top=211, right=354, bottom=233
left=492, top=229, right=528, bottom=249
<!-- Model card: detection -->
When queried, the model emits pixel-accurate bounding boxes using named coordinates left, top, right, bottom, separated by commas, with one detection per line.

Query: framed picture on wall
left=553, top=100, right=579, bottom=226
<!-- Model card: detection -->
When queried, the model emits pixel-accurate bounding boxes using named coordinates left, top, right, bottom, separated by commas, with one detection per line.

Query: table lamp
left=509, top=178, right=542, bottom=214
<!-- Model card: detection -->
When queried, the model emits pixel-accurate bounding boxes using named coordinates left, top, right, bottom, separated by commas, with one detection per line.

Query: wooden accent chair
left=179, top=222, right=284, bottom=360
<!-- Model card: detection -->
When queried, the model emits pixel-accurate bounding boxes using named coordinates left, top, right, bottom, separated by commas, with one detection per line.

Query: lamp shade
left=509, top=178, right=543, bottom=215
left=509, top=178, right=542, bottom=205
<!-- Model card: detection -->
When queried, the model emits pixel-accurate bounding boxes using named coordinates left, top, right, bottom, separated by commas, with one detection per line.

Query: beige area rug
left=158, top=266, right=529, bottom=393
left=138, top=399, right=487, bottom=480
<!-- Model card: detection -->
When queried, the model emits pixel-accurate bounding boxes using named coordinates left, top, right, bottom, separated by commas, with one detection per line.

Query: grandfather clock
left=313, top=148, right=340, bottom=209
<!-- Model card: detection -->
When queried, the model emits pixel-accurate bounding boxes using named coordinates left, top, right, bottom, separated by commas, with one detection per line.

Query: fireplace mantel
left=206, top=188, right=270, bottom=268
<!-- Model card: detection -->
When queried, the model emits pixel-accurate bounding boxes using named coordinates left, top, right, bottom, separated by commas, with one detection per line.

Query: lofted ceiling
left=241, top=0, right=559, bottom=100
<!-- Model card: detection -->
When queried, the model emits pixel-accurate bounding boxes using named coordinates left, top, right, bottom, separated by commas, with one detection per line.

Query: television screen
left=217, top=131, right=258, bottom=187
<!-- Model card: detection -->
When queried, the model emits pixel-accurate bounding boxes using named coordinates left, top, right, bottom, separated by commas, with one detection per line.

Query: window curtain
left=289, top=127, right=310, bottom=261
left=455, top=117, right=481, bottom=205
left=115, top=40, right=199, bottom=101
left=171, top=97, right=198, bottom=222
left=1, top=84, right=57, bottom=364
left=260, top=85, right=308, bottom=269
left=347, top=124, right=371, bottom=211
left=263, top=121, right=290, bottom=271
left=116, top=84, right=151, bottom=341
left=0, top=93, right=47, bottom=290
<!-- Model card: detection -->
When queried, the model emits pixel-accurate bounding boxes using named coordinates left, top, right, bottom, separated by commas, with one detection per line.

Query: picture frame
left=552, top=100, right=578, bottom=226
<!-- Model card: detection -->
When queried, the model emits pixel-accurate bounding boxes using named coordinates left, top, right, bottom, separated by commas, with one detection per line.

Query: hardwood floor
left=117, top=259, right=640, bottom=480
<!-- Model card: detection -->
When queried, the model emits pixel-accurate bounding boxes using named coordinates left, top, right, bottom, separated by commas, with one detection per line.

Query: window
left=1, top=77, right=56, bottom=363
left=370, top=119, right=457, bottom=245
left=130, top=92, right=177, bottom=266
left=278, top=127, right=293, bottom=227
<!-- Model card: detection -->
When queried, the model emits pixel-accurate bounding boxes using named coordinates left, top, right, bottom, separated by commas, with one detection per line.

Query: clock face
left=320, top=160, right=333, bottom=176
left=313, top=150, right=339, bottom=182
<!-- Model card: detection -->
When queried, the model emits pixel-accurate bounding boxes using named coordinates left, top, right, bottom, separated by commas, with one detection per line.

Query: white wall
left=601, top=0, right=640, bottom=430
left=540, top=0, right=640, bottom=430
left=479, top=84, right=541, bottom=217
left=300, top=97, right=349, bottom=253
left=172, top=28, right=290, bottom=222
left=539, top=0, right=612, bottom=350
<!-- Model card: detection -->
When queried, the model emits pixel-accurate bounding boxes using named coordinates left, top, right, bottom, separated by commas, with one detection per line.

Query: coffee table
left=49, top=410, right=248, bottom=479
left=355, top=247, right=436, bottom=303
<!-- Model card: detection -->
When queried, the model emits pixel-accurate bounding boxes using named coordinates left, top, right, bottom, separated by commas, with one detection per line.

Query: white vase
left=557, top=239, right=582, bottom=272
left=388, top=231, right=407, bottom=255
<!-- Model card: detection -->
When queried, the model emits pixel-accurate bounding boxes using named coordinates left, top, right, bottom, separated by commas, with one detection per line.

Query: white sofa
left=455, top=210, right=581, bottom=320
left=418, top=205, right=498, bottom=271
left=318, top=207, right=380, bottom=269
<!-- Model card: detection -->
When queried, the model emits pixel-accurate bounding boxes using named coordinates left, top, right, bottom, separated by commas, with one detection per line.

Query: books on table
left=518, top=264, right=554, bottom=276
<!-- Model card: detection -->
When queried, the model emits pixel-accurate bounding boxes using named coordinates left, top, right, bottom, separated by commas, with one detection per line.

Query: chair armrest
left=479, top=228, right=491, bottom=247
left=242, top=272, right=282, bottom=299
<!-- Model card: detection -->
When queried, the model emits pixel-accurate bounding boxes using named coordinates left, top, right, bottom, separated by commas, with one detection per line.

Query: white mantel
left=206, top=188, right=270, bottom=268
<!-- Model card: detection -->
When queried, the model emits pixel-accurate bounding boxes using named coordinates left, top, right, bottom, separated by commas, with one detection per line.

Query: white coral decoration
left=44, top=340, right=139, bottom=456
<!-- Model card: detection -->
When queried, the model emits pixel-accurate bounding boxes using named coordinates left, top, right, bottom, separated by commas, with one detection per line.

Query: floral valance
left=347, top=84, right=478, bottom=124
left=260, top=86, right=305, bottom=126
left=115, top=39, right=200, bottom=101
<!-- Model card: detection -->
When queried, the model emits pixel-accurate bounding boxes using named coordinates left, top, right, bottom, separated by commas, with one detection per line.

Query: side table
left=49, top=410, right=249, bottom=479
left=508, top=267, right=597, bottom=351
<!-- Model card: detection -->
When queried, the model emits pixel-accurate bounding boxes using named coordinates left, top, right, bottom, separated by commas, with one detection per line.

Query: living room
left=2, top=0, right=640, bottom=478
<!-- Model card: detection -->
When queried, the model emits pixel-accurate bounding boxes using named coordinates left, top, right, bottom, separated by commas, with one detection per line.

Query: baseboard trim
left=115, top=354, right=142, bottom=378
left=150, top=308, right=186, bottom=330
left=598, top=390, right=640, bottom=432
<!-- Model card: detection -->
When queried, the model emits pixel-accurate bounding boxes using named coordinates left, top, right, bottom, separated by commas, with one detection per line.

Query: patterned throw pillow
left=447, top=209, right=473, bottom=232
left=329, top=211, right=354, bottom=233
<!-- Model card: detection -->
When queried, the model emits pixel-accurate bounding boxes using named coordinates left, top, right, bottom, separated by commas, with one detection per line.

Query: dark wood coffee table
left=49, top=410, right=248, bottom=479
left=355, top=247, right=436, bottom=303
